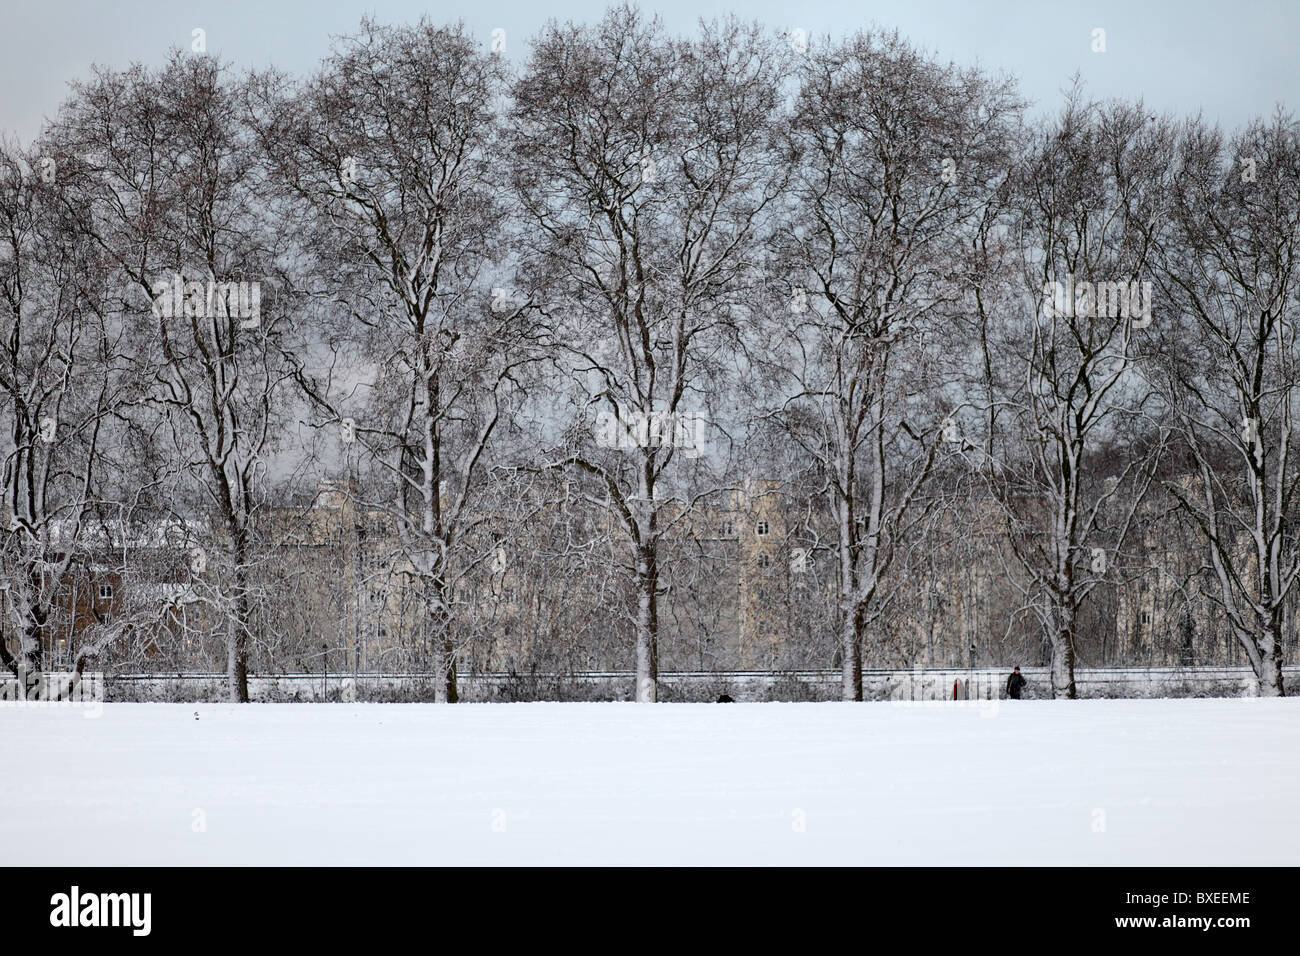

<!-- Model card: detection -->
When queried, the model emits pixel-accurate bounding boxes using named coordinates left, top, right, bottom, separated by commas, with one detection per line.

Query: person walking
left=1006, top=666, right=1027, bottom=700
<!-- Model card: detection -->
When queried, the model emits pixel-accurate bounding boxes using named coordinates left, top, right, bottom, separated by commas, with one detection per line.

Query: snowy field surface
left=2, top=699, right=1298, bottom=865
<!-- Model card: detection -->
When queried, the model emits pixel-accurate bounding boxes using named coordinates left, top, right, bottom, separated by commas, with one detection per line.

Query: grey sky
left=1, top=0, right=1296, bottom=143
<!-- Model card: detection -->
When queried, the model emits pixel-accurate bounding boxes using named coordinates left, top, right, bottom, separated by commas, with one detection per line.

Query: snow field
left=2, top=698, right=1297, bottom=865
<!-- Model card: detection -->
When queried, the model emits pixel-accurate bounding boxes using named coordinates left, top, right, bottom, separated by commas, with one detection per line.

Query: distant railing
left=107, top=665, right=1296, bottom=680
left=99, top=665, right=1298, bottom=702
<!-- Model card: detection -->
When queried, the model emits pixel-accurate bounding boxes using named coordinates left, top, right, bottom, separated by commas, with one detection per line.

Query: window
left=722, top=520, right=735, bottom=537
left=98, top=583, right=114, bottom=601
left=756, top=520, right=769, bottom=537
left=757, top=553, right=772, bottom=569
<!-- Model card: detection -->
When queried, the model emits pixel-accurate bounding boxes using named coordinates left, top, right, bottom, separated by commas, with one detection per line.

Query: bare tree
left=249, top=18, right=538, bottom=702
left=1142, top=112, right=1300, bottom=696
left=973, top=95, right=1173, bottom=697
left=0, top=141, right=128, bottom=695
left=48, top=53, right=296, bottom=702
left=509, top=8, right=787, bottom=701
left=762, top=30, right=1020, bottom=699
left=5, top=10, right=1293, bottom=696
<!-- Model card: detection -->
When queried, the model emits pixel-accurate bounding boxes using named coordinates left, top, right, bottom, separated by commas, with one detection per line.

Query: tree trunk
left=428, top=577, right=457, bottom=704
left=226, top=586, right=250, bottom=704
left=1255, top=625, right=1285, bottom=697
left=839, top=601, right=863, bottom=701
left=431, top=637, right=449, bottom=704
left=226, top=627, right=249, bottom=702
left=836, top=485, right=862, bottom=701
left=1049, top=624, right=1076, bottom=699
left=20, top=620, right=43, bottom=691
left=634, top=545, right=658, bottom=703
left=225, top=533, right=252, bottom=703
left=430, top=626, right=458, bottom=704
left=445, top=650, right=459, bottom=704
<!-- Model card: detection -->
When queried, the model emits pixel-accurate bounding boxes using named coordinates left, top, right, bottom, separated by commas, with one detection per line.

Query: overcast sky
left=2, top=0, right=1296, bottom=142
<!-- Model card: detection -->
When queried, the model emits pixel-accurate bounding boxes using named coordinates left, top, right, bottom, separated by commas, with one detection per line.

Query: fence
left=97, top=665, right=1300, bottom=702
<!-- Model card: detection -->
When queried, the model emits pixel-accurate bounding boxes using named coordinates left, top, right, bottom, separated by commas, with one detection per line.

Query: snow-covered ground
left=2, top=699, right=1298, bottom=865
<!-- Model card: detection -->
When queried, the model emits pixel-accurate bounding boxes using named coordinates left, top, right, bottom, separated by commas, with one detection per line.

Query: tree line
left=3, top=5, right=1298, bottom=701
